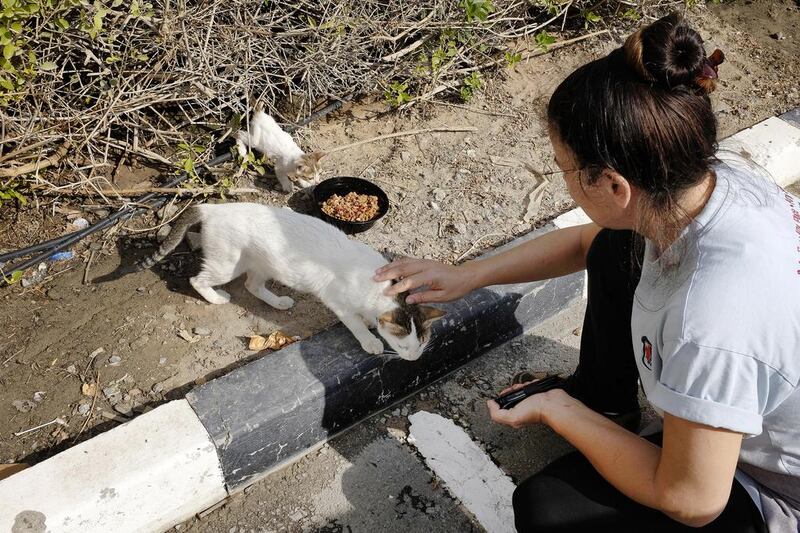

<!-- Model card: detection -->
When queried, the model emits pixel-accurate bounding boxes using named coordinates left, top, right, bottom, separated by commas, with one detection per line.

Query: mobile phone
left=494, top=375, right=564, bottom=410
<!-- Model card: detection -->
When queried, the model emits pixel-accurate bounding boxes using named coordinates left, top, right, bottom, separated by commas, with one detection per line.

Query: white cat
left=139, top=203, right=445, bottom=361
left=236, top=111, right=325, bottom=193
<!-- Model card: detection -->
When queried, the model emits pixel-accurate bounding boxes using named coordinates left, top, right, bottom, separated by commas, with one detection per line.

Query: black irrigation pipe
left=0, top=96, right=349, bottom=286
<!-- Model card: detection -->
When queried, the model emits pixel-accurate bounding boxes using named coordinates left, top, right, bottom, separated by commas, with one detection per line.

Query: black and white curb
left=1, top=109, right=799, bottom=532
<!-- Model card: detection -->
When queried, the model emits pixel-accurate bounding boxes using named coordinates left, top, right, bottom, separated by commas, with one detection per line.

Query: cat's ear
left=378, top=311, right=397, bottom=325
left=307, top=151, right=326, bottom=163
left=419, top=306, right=446, bottom=326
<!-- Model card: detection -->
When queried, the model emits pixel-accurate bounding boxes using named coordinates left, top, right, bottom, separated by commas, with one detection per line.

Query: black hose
left=0, top=95, right=349, bottom=285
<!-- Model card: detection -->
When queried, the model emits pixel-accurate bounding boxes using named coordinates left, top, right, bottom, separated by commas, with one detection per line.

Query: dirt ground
left=1, top=1, right=799, bottom=466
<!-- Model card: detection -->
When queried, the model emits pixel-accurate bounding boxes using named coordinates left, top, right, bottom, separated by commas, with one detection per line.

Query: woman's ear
left=600, top=169, right=633, bottom=210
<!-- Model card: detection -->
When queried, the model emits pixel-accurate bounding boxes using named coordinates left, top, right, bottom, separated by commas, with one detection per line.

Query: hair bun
left=624, top=13, right=721, bottom=94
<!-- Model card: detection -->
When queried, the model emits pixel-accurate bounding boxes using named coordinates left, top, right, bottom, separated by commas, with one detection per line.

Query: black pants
left=512, top=230, right=767, bottom=533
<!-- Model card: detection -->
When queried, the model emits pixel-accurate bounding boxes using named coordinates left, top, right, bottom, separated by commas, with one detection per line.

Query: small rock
left=114, top=402, right=133, bottom=416
left=572, top=327, right=582, bottom=336
left=429, top=201, right=440, bottom=211
left=158, top=204, right=179, bottom=221
left=158, top=357, right=167, bottom=366
left=433, top=188, right=447, bottom=202
left=392, top=409, right=400, bottom=416
left=193, top=327, right=211, bottom=336
left=71, top=217, right=90, bottom=230
left=177, top=329, right=197, bottom=343
left=108, top=355, right=122, bottom=366
left=32, top=391, right=46, bottom=403
left=66, top=364, right=77, bottom=375
left=103, top=385, right=121, bottom=400
left=78, top=403, right=91, bottom=416
left=152, top=381, right=166, bottom=394
left=136, top=286, right=146, bottom=293
left=400, top=407, right=408, bottom=416
left=156, top=224, right=172, bottom=242
left=82, top=382, right=97, bottom=397
left=771, top=32, right=785, bottom=40
left=400, top=151, right=412, bottom=163
left=128, top=388, right=142, bottom=397
left=466, top=149, right=477, bottom=159
left=12, top=400, right=35, bottom=413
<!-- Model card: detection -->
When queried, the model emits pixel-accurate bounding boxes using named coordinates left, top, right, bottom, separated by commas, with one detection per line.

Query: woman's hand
left=373, top=257, right=479, bottom=304
left=487, top=382, right=568, bottom=429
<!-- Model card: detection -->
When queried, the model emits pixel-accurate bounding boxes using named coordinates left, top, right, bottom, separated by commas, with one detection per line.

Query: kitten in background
left=236, top=111, right=325, bottom=193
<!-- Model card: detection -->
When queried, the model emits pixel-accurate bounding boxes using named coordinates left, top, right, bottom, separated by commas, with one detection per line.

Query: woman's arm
left=375, top=222, right=601, bottom=303
left=489, top=390, right=743, bottom=527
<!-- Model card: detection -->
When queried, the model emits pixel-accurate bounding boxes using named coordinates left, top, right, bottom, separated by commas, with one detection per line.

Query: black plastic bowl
left=312, top=176, right=390, bottom=234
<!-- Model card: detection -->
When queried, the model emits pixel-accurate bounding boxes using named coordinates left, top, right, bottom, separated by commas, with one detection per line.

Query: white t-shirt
left=631, top=162, right=800, bottom=531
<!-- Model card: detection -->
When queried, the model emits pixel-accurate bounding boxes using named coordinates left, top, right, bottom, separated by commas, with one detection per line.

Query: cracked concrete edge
left=0, top=400, right=227, bottom=533
left=3, top=109, right=798, bottom=533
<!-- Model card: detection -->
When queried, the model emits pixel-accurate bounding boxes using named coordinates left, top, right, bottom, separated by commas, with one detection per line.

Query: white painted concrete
left=719, top=116, right=800, bottom=188
left=408, top=411, right=516, bottom=533
left=0, top=400, right=226, bottom=533
left=552, top=207, right=591, bottom=229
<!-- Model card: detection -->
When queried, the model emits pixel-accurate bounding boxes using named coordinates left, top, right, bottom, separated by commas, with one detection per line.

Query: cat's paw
left=272, top=296, right=295, bottom=310
left=360, top=336, right=384, bottom=355
left=206, top=290, right=231, bottom=305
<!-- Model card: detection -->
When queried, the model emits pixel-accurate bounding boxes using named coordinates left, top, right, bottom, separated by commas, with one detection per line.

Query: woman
left=375, top=13, right=799, bottom=532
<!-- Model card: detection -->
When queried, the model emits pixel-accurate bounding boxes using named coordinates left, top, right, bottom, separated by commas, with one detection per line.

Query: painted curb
left=186, top=222, right=584, bottom=490
left=0, top=400, right=226, bottom=533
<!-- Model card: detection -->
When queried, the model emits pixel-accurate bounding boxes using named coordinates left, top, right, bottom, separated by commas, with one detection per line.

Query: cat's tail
left=137, top=206, right=201, bottom=270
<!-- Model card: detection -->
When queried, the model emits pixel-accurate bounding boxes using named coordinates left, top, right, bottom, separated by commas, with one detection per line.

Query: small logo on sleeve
left=641, top=336, right=653, bottom=370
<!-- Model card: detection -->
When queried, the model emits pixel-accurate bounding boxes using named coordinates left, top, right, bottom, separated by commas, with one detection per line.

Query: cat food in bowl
left=313, top=177, right=389, bottom=234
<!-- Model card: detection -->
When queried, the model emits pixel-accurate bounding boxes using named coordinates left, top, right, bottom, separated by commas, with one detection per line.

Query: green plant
left=459, top=71, right=483, bottom=101
left=460, top=0, right=494, bottom=22
left=582, top=10, right=602, bottom=28
left=0, top=178, right=26, bottom=205
left=534, top=0, right=560, bottom=15
left=534, top=31, right=556, bottom=51
left=384, top=81, right=412, bottom=107
left=504, top=51, right=522, bottom=67
left=176, top=142, right=205, bottom=184
left=620, top=8, right=640, bottom=21
left=1, top=270, right=23, bottom=285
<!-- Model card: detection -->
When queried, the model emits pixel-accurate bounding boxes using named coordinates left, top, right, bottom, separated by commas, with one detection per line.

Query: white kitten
left=236, top=111, right=325, bottom=193
left=139, top=203, right=445, bottom=361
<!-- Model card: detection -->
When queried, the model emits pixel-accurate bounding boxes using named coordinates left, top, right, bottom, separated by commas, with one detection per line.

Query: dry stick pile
left=0, top=0, right=682, bottom=201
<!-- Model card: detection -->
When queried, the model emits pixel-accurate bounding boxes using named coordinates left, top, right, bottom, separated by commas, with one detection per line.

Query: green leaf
left=535, top=31, right=556, bottom=51
left=39, top=61, right=56, bottom=71
left=0, top=77, right=13, bottom=90
left=56, top=17, right=69, bottom=29
left=10, top=21, right=21, bottom=33
left=25, top=2, right=38, bottom=13
left=104, top=55, right=120, bottom=63
left=3, top=43, right=16, bottom=60
left=182, top=158, right=194, bottom=173
left=2, top=270, right=23, bottom=284
left=1, top=0, right=13, bottom=10
left=192, top=145, right=204, bottom=154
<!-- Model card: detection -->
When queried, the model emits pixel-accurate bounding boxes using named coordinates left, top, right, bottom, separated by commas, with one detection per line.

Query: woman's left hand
left=487, top=382, right=564, bottom=429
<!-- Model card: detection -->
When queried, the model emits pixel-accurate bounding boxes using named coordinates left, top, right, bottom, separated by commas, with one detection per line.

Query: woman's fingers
left=374, top=259, right=421, bottom=282
left=384, top=273, right=429, bottom=296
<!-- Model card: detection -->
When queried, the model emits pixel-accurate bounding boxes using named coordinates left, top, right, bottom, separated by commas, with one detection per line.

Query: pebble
left=193, top=327, right=211, bottom=336
left=108, top=355, right=122, bottom=366
left=771, top=32, right=785, bottom=40
left=103, top=385, right=120, bottom=399
left=466, top=149, right=477, bottom=159
left=136, top=286, right=146, bottom=293
left=114, top=402, right=133, bottom=416
left=66, top=364, right=77, bottom=374
left=152, top=381, right=166, bottom=394
left=33, top=391, right=46, bottom=403
left=159, top=204, right=179, bottom=221
left=78, top=403, right=91, bottom=416
left=12, top=400, right=35, bottom=413
left=433, top=188, right=447, bottom=202
left=156, top=225, right=172, bottom=242
left=400, top=151, right=412, bottom=163
left=159, top=357, right=167, bottom=366
left=128, top=388, right=142, bottom=397
left=572, top=327, right=582, bottom=336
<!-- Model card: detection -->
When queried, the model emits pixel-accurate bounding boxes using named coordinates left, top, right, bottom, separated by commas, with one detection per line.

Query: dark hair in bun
left=548, top=12, right=724, bottom=248
left=625, top=13, right=724, bottom=94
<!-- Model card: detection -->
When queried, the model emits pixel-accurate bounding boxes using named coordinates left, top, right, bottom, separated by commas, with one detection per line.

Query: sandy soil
left=1, top=0, right=799, bottom=466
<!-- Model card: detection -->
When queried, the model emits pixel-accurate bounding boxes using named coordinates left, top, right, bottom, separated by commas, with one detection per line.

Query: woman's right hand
left=373, top=257, right=479, bottom=304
